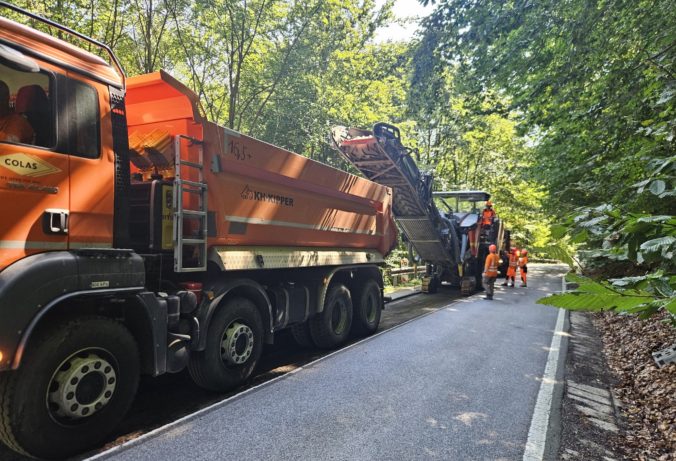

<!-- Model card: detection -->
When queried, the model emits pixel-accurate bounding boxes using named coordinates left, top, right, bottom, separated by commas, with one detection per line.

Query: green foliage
left=538, top=273, right=675, bottom=324
left=411, top=0, right=675, bottom=323
left=538, top=176, right=675, bottom=320
left=532, top=243, right=578, bottom=270
left=414, top=0, right=676, bottom=213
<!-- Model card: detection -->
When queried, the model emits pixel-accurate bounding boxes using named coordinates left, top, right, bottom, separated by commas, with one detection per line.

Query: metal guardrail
left=385, top=266, right=423, bottom=287
left=387, top=266, right=422, bottom=276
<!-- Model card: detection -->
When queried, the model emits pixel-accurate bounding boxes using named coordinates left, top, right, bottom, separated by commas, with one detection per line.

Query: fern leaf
left=537, top=292, right=649, bottom=312
left=640, top=236, right=676, bottom=253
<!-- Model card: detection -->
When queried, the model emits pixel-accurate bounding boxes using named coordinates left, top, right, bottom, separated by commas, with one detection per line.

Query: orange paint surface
left=126, top=72, right=397, bottom=256
left=0, top=24, right=117, bottom=271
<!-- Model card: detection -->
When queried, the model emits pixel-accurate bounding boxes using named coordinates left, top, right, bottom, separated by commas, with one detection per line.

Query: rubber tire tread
left=0, top=371, right=24, bottom=456
left=0, top=316, right=139, bottom=460
left=309, top=284, right=353, bottom=349
left=351, top=279, right=382, bottom=337
left=290, top=322, right=314, bottom=348
left=188, top=297, right=263, bottom=392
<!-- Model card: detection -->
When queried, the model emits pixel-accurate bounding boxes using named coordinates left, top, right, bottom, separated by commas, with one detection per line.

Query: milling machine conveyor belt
left=331, top=123, right=452, bottom=264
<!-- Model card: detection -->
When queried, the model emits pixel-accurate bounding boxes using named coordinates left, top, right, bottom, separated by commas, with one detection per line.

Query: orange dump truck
left=0, top=5, right=396, bottom=458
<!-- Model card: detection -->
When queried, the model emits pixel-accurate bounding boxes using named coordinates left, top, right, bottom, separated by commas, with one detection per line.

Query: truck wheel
left=0, top=317, right=139, bottom=459
left=351, top=279, right=382, bottom=336
left=309, top=284, right=353, bottom=348
left=189, top=297, right=263, bottom=392
left=290, top=322, right=314, bottom=348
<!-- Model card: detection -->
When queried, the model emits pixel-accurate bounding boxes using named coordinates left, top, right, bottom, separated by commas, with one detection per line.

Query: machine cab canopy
left=434, top=191, right=491, bottom=213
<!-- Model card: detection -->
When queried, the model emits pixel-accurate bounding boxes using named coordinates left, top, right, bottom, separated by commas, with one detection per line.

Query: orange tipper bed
left=125, top=71, right=398, bottom=260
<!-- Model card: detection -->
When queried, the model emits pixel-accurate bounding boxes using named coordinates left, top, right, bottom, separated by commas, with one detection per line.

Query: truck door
left=0, top=57, right=69, bottom=270
left=64, top=74, right=114, bottom=249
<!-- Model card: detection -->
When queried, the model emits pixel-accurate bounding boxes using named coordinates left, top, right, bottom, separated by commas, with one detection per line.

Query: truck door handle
left=43, top=209, right=69, bottom=235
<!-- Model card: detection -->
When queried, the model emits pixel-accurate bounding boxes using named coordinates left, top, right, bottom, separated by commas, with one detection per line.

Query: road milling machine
left=331, top=123, right=507, bottom=295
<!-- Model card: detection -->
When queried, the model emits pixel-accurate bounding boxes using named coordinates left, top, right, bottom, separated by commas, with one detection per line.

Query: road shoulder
left=558, top=311, right=624, bottom=461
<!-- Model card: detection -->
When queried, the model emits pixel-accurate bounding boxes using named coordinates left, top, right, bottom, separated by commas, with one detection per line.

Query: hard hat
left=486, top=200, right=493, bottom=207
left=489, top=244, right=497, bottom=253
left=521, top=249, right=528, bottom=256
left=511, top=248, right=517, bottom=254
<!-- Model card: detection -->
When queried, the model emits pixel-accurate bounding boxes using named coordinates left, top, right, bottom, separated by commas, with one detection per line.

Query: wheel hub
left=221, top=322, right=254, bottom=365
left=48, top=352, right=117, bottom=420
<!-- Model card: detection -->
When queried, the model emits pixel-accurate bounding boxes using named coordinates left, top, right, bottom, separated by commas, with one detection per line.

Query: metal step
left=179, top=210, right=207, bottom=216
left=180, top=159, right=203, bottom=169
left=178, top=179, right=208, bottom=189
left=181, top=238, right=206, bottom=244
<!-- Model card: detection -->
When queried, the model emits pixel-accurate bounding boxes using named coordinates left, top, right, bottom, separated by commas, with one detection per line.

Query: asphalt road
left=0, top=275, right=458, bottom=461
left=96, top=264, right=566, bottom=461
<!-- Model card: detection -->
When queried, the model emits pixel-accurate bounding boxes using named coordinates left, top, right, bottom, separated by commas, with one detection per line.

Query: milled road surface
left=96, top=265, right=566, bottom=461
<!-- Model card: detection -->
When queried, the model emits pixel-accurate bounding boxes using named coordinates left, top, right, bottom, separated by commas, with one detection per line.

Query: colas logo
left=0, top=153, right=61, bottom=177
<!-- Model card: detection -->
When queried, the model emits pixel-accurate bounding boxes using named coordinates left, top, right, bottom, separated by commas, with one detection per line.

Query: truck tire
left=189, top=297, right=263, bottom=392
left=0, top=317, right=139, bottom=460
left=290, top=322, right=314, bottom=348
left=351, top=279, right=382, bottom=337
left=309, top=284, right=353, bottom=349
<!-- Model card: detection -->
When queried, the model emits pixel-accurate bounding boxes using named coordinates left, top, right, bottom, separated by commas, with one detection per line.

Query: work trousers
left=483, top=276, right=497, bottom=297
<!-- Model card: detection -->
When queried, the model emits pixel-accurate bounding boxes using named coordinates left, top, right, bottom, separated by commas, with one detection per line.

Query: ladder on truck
left=173, top=135, right=208, bottom=272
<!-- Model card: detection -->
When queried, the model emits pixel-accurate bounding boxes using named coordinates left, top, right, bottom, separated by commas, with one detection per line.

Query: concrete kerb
left=523, top=275, right=570, bottom=461
left=546, top=302, right=570, bottom=460
left=384, top=286, right=421, bottom=304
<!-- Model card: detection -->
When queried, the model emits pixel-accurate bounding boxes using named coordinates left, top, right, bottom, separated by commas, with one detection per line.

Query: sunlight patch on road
left=454, top=412, right=488, bottom=426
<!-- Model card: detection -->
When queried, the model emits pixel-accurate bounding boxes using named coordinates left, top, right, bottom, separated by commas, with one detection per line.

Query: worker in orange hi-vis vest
left=519, top=249, right=529, bottom=287
left=502, top=248, right=519, bottom=287
left=483, top=244, right=501, bottom=300
left=481, top=200, right=496, bottom=227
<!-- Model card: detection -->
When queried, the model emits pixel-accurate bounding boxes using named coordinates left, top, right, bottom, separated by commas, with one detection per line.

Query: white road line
left=523, top=305, right=567, bottom=461
left=86, top=297, right=460, bottom=460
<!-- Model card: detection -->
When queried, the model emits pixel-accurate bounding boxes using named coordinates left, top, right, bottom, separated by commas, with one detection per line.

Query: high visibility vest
left=509, top=254, right=518, bottom=267
left=484, top=254, right=499, bottom=276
